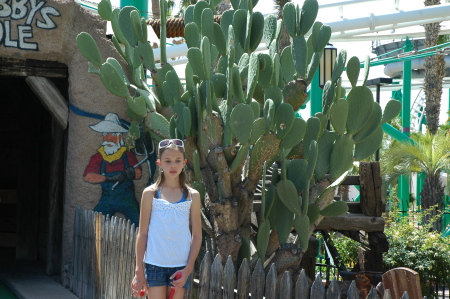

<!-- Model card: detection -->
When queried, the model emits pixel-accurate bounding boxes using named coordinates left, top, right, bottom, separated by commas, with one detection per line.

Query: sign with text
left=0, top=0, right=61, bottom=51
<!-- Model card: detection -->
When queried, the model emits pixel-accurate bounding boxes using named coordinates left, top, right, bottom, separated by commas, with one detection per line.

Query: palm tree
left=151, top=0, right=175, bottom=19
left=423, top=0, right=445, bottom=135
left=151, top=0, right=160, bottom=19
left=381, top=131, right=450, bottom=231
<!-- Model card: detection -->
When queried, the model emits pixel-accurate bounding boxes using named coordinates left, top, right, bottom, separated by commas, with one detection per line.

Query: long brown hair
left=154, top=143, right=190, bottom=196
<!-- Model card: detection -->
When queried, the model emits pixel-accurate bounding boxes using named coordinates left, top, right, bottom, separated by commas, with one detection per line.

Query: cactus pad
left=294, top=214, right=310, bottom=251
left=329, top=134, right=354, bottom=180
left=353, top=102, right=382, bottom=144
left=346, top=86, right=374, bottom=135
left=76, top=33, right=102, bottom=67
left=230, top=103, right=254, bottom=144
left=280, top=117, right=306, bottom=149
left=381, top=99, right=402, bottom=124
left=275, top=103, right=295, bottom=139
left=320, top=201, right=349, bottom=217
left=330, top=99, right=349, bottom=136
left=354, top=125, right=383, bottom=160
left=346, top=56, right=360, bottom=88
left=277, top=179, right=302, bottom=214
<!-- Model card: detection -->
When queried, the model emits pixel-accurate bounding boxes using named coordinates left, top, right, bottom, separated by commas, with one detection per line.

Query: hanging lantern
left=319, top=44, right=337, bottom=88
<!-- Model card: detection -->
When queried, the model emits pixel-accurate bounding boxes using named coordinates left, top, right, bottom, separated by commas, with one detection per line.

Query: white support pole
left=325, top=4, right=450, bottom=34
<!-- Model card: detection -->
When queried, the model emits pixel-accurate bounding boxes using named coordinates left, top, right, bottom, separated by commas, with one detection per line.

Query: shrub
left=383, top=205, right=450, bottom=297
left=315, top=232, right=359, bottom=273
left=330, top=232, right=359, bottom=270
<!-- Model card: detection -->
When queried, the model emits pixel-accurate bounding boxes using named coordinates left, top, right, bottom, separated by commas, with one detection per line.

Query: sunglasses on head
left=158, top=139, right=184, bottom=149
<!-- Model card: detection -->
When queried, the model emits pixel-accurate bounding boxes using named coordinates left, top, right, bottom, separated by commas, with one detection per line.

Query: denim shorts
left=145, top=263, right=191, bottom=289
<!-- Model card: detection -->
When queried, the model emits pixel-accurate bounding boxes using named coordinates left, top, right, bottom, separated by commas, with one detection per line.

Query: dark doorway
left=0, top=59, right=68, bottom=276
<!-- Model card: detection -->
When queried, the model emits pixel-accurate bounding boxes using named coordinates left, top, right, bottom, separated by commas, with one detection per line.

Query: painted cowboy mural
left=83, top=113, right=142, bottom=225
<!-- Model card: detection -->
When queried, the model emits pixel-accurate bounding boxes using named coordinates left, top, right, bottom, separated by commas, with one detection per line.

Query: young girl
left=131, top=139, right=202, bottom=299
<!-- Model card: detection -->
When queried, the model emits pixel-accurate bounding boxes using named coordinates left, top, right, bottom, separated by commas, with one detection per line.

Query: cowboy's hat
left=90, top=113, right=128, bottom=133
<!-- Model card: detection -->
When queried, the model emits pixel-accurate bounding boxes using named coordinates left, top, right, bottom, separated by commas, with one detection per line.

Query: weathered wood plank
left=198, top=252, right=211, bottom=299
left=45, top=119, right=65, bottom=275
left=254, top=201, right=365, bottom=214
left=237, top=258, right=250, bottom=299
left=265, top=264, right=277, bottom=299
left=71, top=207, right=79, bottom=295
left=367, top=287, right=379, bottom=299
left=295, top=269, right=310, bottom=299
left=0, top=57, right=67, bottom=77
left=25, top=76, right=68, bottom=129
left=382, top=268, right=422, bottom=299
left=95, top=212, right=102, bottom=298
left=316, top=214, right=385, bottom=232
left=358, top=231, right=388, bottom=272
left=223, top=256, right=236, bottom=299
left=311, top=274, right=325, bottom=299
left=359, top=162, right=382, bottom=217
left=251, top=259, right=265, bottom=299
left=383, top=289, right=392, bottom=299
left=126, top=222, right=136, bottom=299
left=280, top=271, right=292, bottom=299
left=327, top=279, right=341, bottom=299
left=347, top=281, right=359, bottom=299
left=376, top=282, right=385, bottom=299
left=210, top=254, right=223, bottom=299
left=341, top=175, right=361, bottom=186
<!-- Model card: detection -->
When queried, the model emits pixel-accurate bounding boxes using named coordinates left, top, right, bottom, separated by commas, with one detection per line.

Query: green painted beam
left=416, top=172, right=425, bottom=209
left=381, top=123, right=414, bottom=144
left=310, top=71, right=322, bottom=116
left=120, top=0, right=149, bottom=18
left=398, top=38, right=413, bottom=217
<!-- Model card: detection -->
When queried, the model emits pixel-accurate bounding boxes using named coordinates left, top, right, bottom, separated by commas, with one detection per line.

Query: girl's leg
left=146, top=286, right=167, bottom=299
left=166, top=286, right=185, bottom=299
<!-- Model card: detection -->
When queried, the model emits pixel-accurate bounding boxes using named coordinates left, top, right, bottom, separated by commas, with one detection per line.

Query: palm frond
left=381, top=131, right=450, bottom=177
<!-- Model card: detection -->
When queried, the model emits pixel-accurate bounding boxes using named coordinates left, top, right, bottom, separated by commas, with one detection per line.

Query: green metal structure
left=120, top=0, right=148, bottom=17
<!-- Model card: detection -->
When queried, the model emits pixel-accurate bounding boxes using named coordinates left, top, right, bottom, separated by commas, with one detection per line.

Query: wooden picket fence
left=71, top=207, right=422, bottom=299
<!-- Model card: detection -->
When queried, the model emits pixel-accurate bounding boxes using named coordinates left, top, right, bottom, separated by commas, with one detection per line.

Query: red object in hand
left=168, top=272, right=182, bottom=299
left=139, top=288, right=145, bottom=297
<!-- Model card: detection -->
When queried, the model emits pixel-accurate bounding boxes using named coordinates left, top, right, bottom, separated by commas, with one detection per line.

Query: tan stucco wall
left=1, top=0, right=149, bottom=285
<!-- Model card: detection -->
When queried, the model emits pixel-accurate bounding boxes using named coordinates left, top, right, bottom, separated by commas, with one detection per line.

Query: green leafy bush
left=383, top=205, right=450, bottom=297
left=315, top=232, right=359, bottom=272
left=331, top=232, right=359, bottom=269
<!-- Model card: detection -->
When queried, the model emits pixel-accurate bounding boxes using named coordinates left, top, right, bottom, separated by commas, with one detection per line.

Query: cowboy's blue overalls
left=93, top=152, right=140, bottom=226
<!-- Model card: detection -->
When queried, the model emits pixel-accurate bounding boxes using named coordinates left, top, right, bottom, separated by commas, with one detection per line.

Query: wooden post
left=358, top=162, right=388, bottom=272
left=25, top=76, right=68, bottom=129
left=359, top=162, right=382, bottom=217
left=45, top=118, right=65, bottom=275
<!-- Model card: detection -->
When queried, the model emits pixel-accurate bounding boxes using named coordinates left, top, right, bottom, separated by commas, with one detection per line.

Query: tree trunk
left=423, top=0, right=444, bottom=135
left=275, top=0, right=292, bottom=52
left=216, top=0, right=232, bottom=14
left=420, top=172, right=445, bottom=231
left=152, top=0, right=160, bottom=19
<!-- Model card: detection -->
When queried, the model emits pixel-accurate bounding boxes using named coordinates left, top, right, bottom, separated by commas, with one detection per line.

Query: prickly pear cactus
left=77, top=0, right=400, bottom=275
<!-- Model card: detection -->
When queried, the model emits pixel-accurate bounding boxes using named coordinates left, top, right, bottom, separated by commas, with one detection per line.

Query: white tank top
left=144, top=191, right=192, bottom=267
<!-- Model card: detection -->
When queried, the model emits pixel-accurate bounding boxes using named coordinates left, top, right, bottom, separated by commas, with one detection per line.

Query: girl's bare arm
left=131, top=187, right=154, bottom=294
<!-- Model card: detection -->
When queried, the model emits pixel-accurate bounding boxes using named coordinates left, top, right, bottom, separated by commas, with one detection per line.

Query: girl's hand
left=131, top=274, right=147, bottom=297
left=170, top=269, right=188, bottom=289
